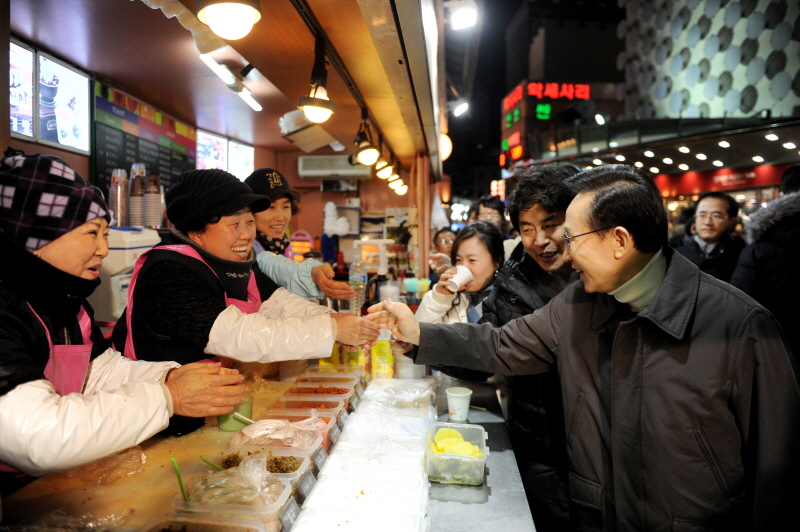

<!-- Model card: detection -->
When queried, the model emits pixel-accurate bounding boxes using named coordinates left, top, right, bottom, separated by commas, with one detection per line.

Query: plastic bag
left=229, top=419, right=319, bottom=449
left=0, top=508, right=134, bottom=531
left=187, top=454, right=284, bottom=506
left=291, top=409, right=328, bottom=432
left=64, top=446, right=145, bottom=486
left=360, top=378, right=436, bottom=412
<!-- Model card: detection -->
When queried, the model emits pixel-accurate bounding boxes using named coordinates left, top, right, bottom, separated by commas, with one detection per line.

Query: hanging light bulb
left=353, top=108, right=379, bottom=166
left=377, top=161, right=394, bottom=179
left=389, top=179, right=404, bottom=190
left=375, top=157, right=388, bottom=171
left=196, top=0, right=262, bottom=41
left=387, top=173, right=400, bottom=182
left=298, top=39, right=335, bottom=123
left=395, top=184, right=408, bottom=195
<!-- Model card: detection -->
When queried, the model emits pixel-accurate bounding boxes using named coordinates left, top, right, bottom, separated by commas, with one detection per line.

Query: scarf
left=257, top=232, right=290, bottom=256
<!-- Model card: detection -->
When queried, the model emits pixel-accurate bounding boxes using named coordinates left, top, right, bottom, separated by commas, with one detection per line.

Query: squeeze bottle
left=371, top=328, right=394, bottom=379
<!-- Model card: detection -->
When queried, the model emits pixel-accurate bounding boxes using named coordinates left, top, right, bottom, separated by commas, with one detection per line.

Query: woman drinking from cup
left=416, top=221, right=505, bottom=324
left=0, top=155, right=247, bottom=493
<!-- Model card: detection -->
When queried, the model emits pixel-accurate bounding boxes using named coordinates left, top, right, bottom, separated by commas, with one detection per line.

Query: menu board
left=38, top=54, right=91, bottom=153
left=228, top=140, right=255, bottom=180
left=93, top=82, right=196, bottom=194
left=9, top=41, right=34, bottom=138
left=196, top=130, right=228, bottom=170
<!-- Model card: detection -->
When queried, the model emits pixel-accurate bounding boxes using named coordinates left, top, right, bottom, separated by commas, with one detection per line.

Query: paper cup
left=446, top=265, right=474, bottom=292
left=446, top=387, right=472, bottom=422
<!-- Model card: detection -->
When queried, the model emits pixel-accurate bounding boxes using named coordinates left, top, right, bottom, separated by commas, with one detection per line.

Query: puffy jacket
left=0, top=232, right=176, bottom=478
left=731, top=192, right=800, bottom=363
left=479, top=243, right=572, bottom=525
left=415, top=248, right=800, bottom=531
left=673, top=232, right=745, bottom=283
left=415, top=283, right=471, bottom=324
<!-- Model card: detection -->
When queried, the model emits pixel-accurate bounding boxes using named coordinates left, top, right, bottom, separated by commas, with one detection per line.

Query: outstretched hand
left=312, top=264, right=355, bottom=300
left=331, top=313, right=381, bottom=347
left=166, top=362, right=248, bottom=418
left=365, top=300, right=421, bottom=345
left=428, top=253, right=452, bottom=275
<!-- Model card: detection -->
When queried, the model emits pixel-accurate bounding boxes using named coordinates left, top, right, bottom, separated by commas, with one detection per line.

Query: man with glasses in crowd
left=368, top=165, right=799, bottom=530
left=673, top=191, right=745, bottom=283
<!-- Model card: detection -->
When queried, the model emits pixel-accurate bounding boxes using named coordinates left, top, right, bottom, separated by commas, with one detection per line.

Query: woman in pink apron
left=111, top=169, right=379, bottom=434
left=0, top=155, right=246, bottom=496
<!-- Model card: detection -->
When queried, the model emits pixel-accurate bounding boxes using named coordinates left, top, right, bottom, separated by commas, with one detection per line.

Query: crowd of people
left=1, top=153, right=797, bottom=531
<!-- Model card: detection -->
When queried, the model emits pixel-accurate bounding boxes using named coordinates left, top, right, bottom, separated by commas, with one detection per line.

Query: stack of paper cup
left=128, top=164, right=146, bottom=227
left=143, top=176, right=162, bottom=229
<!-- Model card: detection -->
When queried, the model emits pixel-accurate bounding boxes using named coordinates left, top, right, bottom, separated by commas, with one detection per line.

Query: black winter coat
left=673, top=232, right=745, bottom=283
left=415, top=248, right=800, bottom=531
left=731, top=192, right=800, bottom=363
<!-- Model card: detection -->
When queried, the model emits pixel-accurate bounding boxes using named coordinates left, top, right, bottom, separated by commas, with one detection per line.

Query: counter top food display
left=1, top=368, right=534, bottom=532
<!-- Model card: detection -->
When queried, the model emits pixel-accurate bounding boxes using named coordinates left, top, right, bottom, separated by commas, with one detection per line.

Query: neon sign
left=527, top=82, right=590, bottom=101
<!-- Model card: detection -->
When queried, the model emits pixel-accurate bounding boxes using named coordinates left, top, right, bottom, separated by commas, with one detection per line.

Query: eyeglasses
left=695, top=213, right=730, bottom=222
left=562, top=227, right=613, bottom=250
left=477, top=211, right=502, bottom=220
left=438, top=238, right=455, bottom=245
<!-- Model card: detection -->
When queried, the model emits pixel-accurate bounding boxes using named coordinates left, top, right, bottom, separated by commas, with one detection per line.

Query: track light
left=387, top=173, right=400, bottom=183
left=353, top=108, right=379, bottom=166
left=298, top=39, right=335, bottom=123
left=389, top=179, right=403, bottom=190
left=377, top=162, right=394, bottom=179
left=196, top=0, right=261, bottom=40
left=395, top=184, right=409, bottom=195
left=238, top=88, right=262, bottom=111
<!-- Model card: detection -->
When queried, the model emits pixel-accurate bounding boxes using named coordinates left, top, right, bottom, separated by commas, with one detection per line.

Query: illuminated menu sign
left=38, top=54, right=91, bottom=153
left=9, top=41, right=34, bottom=138
left=196, top=130, right=228, bottom=171
left=228, top=140, right=255, bottom=180
left=500, top=80, right=592, bottom=165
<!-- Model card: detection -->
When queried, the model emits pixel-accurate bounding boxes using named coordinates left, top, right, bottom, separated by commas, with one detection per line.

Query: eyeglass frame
left=562, top=227, right=614, bottom=250
left=695, top=213, right=730, bottom=222
left=437, top=237, right=455, bottom=245
left=477, top=209, right=502, bottom=220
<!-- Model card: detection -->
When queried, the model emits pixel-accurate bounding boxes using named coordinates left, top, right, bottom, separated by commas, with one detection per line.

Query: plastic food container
left=304, top=363, right=370, bottom=386
left=283, top=383, right=356, bottom=412
left=213, top=449, right=311, bottom=489
left=172, top=480, right=291, bottom=532
left=138, top=513, right=266, bottom=532
left=296, top=374, right=360, bottom=386
left=424, top=422, right=489, bottom=486
left=275, top=397, right=345, bottom=414
left=260, top=410, right=337, bottom=450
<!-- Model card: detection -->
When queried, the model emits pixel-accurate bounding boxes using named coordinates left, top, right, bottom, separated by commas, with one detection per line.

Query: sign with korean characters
left=500, top=80, right=592, bottom=165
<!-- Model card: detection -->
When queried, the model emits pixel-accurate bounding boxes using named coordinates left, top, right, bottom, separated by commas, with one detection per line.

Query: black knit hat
left=0, top=154, right=110, bottom=251
left=244, top=168, right=300, bottom=203
left=166, top=169, right=271, bottom=232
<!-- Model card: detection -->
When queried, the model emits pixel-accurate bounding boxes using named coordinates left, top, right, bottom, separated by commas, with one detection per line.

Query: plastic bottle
left=371, top=328, right=394, bottom=379
left=348, top=260, right=367, bottom=315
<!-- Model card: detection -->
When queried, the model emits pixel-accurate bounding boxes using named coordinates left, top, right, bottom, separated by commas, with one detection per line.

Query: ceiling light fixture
left=298, top=38, right=335, bottom=124
left=752, top=155, right=764, bottom=163
left=389, top=179, right=404, bottom=190
left=353, top=108, right=380, bottom=166
left=453, top=101, right=469, bottom=117
left=766, top=134, right=779, bottom=141
left=446, top=0, right=478, bottom=30
left=678, top=164, right=689, bottom=170
left=783, top=142, right=796, bottom=149
left=593, top=159, right=602, bottom=165
left=395, top=184, right=409, bottom=195
left=718, top=141, right=730, bottom=148
left=387, top=173, right=400, bottom=183
left=196, top=0, right=261, bottom=41
left=199, top=54, right=237, bottom=86
left=696, top=153, right=707, bottom=160
left=238, top=88, right=262, bottom=111
left=650, top=167, right=659, bottom=173
left=663, top=158, right=673, bottom=164
left=644, top=150, right=654, bottom=157
left=615, top=155, right=626, bottom=161
left=679, top=146, right=690, bottom=153
left=713, top=160, right=723, bottom=167
left=595, top=114, right=605, bottom=125
left=634, top=162, right=643, bottom=168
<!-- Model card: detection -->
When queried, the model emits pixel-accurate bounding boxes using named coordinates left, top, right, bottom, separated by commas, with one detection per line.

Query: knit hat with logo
left=166, top=168, right=271, bottom=233
left=244, top=168, right=301, bottom=203
left=0, top=154, right=110, bottom=252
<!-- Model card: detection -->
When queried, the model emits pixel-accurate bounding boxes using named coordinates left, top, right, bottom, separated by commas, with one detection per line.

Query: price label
left=312, top=445, right=328, bottom=471
left=298, top=469, right=317, bottom=499
left=349, top=393, right=360, bottom=411
left=279, top=496, right=300, bottom=531
left=360, top=374, right=367, bottom=389
left=355, top=381, right=365, bottom=398
left=329, top=423, right=341, bottom=445
left=337, top=408, right=349, bottom=427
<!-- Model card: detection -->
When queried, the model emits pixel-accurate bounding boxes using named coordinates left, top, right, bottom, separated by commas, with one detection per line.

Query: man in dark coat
left=370, top=165, right=800, bottom=531
left=731, top=165, right=800, bottom=362
left=673, top=191, right=745, bottom=283
left=480, top=165, right=577, bottom=531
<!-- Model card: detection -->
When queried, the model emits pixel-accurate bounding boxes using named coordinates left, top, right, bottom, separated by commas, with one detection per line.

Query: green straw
left=170, top=454, right=189, bottom=502
left=200, top=455, right=224, bottom=470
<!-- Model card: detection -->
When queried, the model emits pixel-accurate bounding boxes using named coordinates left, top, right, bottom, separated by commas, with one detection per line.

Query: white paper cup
left=446, top=265, right=474, bottom=292
left=446, top=386, right=473, bottom=422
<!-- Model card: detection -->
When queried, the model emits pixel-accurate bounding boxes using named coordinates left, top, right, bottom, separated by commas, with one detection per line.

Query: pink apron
left=0, top=301, right=93, bottom=479
left=123, top=245, right=262, bottom=363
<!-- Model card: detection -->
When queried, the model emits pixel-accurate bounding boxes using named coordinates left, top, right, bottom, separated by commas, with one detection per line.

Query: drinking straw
left=170, top=454, right=189, bottom=501
left=233, top=411, right=255, bottom=425
left=200, top=455, right=224, bottom=470
left=469, top=405, right=487, bottom=411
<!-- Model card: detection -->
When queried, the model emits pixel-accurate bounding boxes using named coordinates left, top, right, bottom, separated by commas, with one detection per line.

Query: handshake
left=364, top=301, right=422, bottom=356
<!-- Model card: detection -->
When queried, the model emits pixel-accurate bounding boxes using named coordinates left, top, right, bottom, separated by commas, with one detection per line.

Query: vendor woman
left=112, top=168, right=378, bottom=371
left=0, top=155, right=247, bottom=495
